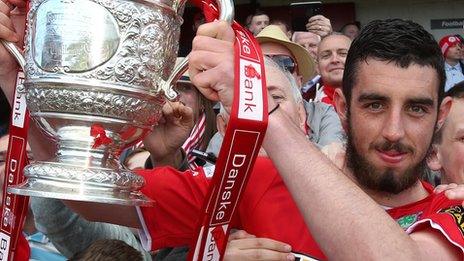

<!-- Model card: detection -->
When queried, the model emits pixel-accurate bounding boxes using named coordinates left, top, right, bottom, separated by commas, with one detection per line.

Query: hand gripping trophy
left=2, top=0, right=234, bottom=206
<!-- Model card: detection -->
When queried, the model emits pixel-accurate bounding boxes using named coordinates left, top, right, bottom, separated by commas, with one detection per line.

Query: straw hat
left=257, top=25, right=316, bottom=83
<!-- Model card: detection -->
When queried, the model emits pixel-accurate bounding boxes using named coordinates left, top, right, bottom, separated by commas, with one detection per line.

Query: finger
left=307, top=15, right=329, bottom=23
left=229, top=238, right=292, bottom=253
left=229, top=230, right=256, bottom=241
left=0, top=0, right=12, bottom=15
left=190, top=67, right=223, bottom=101
left=306, top=23, right=330, bottom=31
left=444, top=186, right=464, bottom=200
left=161, top=101, right=175, bottom=117
left=189, top=50, right=231, bottom=71
left=192, top=35, right=234, bottom=53
left=434, top=183, right=457, bottom=194
left=177, top=104, right=194, bottom=128
left=0, top=12, right=15, bottom=31
left=196, top=20, right=235, bottom=43
left=0, top=21, right=18, bottom=41
left=229, top=249, right=294, bottom=261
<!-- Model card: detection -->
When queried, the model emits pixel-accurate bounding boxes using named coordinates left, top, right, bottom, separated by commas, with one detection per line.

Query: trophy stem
left=8, top=126, right=154, bottom=206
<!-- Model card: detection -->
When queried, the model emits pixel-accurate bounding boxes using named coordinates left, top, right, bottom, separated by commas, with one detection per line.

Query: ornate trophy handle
left=0, top=39, right=26, bottom=71
left=161, top=0, right=235, bottom=101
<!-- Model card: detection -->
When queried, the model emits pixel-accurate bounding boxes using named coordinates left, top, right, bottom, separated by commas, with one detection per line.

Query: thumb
left=178, top=104, right=194, bottom=128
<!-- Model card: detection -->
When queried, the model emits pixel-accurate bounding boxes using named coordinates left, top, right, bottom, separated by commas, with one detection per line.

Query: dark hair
left=340, top=21, right=361, bottom=32
left=270, top=19, right=291, bottom=33
left=69, top=239, right=143, bottom=261
left=445, top=80, right=464, bottom=98
left=342, top=19, right=445, bottom=107
left=246, top=10, right=268, bottom=27
left=433, top=81, right=464, bottom=144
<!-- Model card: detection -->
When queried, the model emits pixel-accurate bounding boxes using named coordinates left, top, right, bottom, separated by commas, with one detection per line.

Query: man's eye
left=321, top=54, right=331, bottom=60
left=272, top=95, right=284, bottom=101
left=408, top=105, right=427, bottom=115
left=367, top=102, right=383, bottom=111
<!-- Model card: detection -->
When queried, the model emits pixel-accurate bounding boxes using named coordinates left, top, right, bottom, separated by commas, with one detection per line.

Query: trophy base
left=8, top=179, right=153, bottom=206
left=7, top=162, right=154, bottom=206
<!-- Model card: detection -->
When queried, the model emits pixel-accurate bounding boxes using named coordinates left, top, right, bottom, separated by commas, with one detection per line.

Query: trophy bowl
left=3, top=0, right=234, bottom=206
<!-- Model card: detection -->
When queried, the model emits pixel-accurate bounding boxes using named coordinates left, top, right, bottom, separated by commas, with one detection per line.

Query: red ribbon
left=1, top=74, right=31, bottom=261
left=188, top=2, right=268, bottom=260
left=0, top=3, right=31, bottom=260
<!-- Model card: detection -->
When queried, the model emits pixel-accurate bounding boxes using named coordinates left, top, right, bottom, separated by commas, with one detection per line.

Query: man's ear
left=437, top=97, right=452, bottom=129
left=216, top=114, right=227, bottom=136
left=334, top=88, right=349, bottom=132
left=297, top=102, right=308, bottom=134
left=427, top=144, right=443, bottom=171
left=297, top=75, right=303, bottom=87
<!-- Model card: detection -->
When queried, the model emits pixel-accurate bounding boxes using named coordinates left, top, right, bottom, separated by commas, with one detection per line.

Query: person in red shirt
left=314, top=34, right=351, bottom=107
left=187, top=19, right=464, bottom=260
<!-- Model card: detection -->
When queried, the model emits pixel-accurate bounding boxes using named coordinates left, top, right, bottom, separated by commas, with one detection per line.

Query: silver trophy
left=2, top=0, right=233, bottom=206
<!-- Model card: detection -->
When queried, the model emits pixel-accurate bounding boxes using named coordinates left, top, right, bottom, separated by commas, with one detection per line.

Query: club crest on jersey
left=396, top=212, right=422, bottom=230
left=440, top=206, right=464, bottom=235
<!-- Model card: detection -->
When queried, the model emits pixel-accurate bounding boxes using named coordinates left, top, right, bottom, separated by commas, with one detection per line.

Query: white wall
left=237, top=0, right=464, bottom=40
left=350, top=0, right=464, bottom=40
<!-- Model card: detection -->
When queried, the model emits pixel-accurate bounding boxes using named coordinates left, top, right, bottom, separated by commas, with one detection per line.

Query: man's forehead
left=352, top=59, right=439, bottom=102
left=296, top=32, right=319, bottom=42
left=261, top=42, right=293, bottom=57
left=252, top=15, right=268, bottom=22
left=319, top=35, right=351, bottom=51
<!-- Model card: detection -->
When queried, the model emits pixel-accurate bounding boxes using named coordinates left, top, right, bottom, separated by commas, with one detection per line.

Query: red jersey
left=136, top=157, right=464, bottom=259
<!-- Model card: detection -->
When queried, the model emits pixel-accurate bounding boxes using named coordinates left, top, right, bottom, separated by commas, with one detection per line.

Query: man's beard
left=346, top=119, right=434, bottom=195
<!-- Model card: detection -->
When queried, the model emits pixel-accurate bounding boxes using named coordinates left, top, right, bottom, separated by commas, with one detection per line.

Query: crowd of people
left=1, top=1, right=464, bottom=260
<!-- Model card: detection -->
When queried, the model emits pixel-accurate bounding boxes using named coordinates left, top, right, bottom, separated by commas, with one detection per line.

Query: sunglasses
left=266, top=54, right=297, bottom=74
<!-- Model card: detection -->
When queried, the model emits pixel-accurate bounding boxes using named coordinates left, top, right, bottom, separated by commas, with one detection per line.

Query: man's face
left=345, top=59, right=440, bottom=194
left=342, top=25, right=360, bottom=40
left=266, top=64, right=306, bottom=132
left=217, top=63, right=306, bottom=155
left=434, top=99, right=464, bottom=184
left=447, top=44, right=463, bottom=61
left=294, top=32, right=320, bottom=60
left=317, top=35, right=351, bottom=87
left=249, top=15, right=269, bottom=36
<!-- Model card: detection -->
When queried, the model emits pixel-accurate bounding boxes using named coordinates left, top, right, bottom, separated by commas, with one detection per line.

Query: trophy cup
left=2, top=0, right=234, bottom=206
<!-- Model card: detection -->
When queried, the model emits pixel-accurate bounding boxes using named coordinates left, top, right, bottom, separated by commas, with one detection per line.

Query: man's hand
left=143, top=101, right=194, bottom=167
left=434, top=183, right=464, bottom=206
left=0, top=0, right=27, bottom=103
left=224, top=230, right=294, bottom=261
left=306, top=15, right=332, bottom=37
left=189, top=21, right=235, bottom=114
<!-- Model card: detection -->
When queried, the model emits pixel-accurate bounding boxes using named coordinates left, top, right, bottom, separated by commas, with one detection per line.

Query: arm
left=30, top=197, right=151, bottom=260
